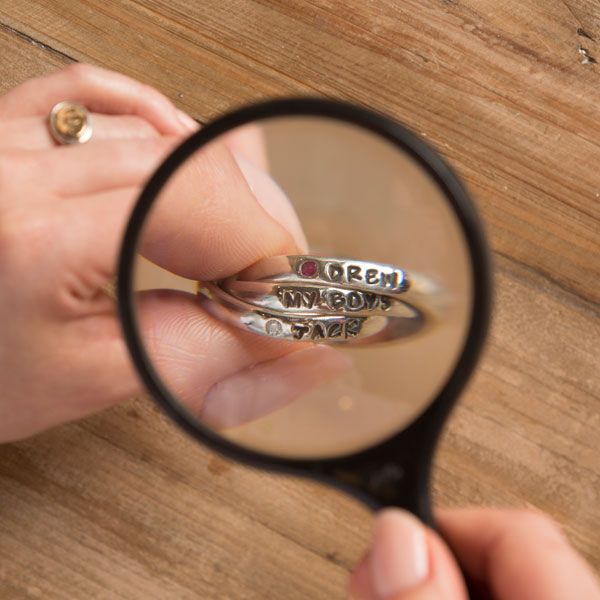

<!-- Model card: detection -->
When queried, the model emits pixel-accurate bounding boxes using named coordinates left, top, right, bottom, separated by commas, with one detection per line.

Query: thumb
left=349, top=509, right=467, bottom=600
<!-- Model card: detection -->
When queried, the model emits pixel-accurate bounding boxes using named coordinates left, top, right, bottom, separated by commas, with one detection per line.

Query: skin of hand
left=348, top=507, right=600, bottom=600
left=0, top=64, right=350, bottom=443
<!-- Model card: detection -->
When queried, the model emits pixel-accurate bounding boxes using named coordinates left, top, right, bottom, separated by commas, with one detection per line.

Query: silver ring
left=198, top=282, right=426, bottom=344
left=48, top=101, right=93, bottom=145
left=217, top=279, right=419, bottom=318
left=231, top=256, right=409, bottom=297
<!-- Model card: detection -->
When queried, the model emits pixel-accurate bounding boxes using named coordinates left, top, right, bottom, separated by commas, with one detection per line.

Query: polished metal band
left=198, top=282, right=425, bottom=344
left=217, top=280, right=419, bottom=318
left=231, top=256, right=409, bottom=296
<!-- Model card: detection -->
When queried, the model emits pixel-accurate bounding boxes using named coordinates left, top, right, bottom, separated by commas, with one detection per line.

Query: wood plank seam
left=0, top=21, right=75, bottom=64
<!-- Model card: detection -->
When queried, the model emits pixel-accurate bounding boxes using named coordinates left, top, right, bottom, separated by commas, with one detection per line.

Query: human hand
left=0, top=65, right=348, bottom=443
left=349, top=507, right=600, bottom=599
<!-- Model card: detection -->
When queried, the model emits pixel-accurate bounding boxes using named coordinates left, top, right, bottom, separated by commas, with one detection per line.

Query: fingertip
left=175, top=109, right=200, bottom=134
left=349, top=509, right=468, bottom=600
left=371, top=509, right=429, bottom=599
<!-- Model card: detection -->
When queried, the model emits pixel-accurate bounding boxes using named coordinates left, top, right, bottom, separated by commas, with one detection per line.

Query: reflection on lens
left=129, top=117, right=473, bottom=459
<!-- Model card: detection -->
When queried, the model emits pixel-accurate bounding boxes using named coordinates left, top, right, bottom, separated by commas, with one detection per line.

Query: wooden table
left=0, top=2, right=598, bottom=598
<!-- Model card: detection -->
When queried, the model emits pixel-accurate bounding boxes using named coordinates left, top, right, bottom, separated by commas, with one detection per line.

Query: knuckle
left=139, top=81, right=166, bottom=103
left=136, top=136, right=175, bottom=161
left=62, top=62, right=96, bottom=85
left=137, top=82, right=178, bottom=116
left=514, top=510, right=563, bottom=539
left=122, top=115, right=158, bottom=136
left=104, top=137, right=170, bottom=181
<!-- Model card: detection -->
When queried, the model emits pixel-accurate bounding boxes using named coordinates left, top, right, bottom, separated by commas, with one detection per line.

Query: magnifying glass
left=117, top=99, right=492, bottom=596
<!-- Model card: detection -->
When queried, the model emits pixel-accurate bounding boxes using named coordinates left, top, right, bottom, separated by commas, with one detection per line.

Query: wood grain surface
left=0, top=1, right=598, bottom=598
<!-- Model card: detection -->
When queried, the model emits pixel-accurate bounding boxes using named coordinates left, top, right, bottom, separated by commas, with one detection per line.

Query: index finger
left=0, top=64, right=194, bottom=136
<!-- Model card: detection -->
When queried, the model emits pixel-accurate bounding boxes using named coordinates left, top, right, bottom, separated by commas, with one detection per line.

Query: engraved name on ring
left=294, top=258, right=408, bottom=293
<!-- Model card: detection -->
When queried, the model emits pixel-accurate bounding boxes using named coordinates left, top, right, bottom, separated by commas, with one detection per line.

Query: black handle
left=322, top=460, right=487, bottom=599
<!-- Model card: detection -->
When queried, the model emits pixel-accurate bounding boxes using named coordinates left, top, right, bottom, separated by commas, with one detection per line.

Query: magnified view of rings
left=120, top=98, right=489, bottom=464
left=199, top=255, right=439, bottom=344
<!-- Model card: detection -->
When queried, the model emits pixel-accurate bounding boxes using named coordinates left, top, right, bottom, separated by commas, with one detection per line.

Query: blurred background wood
left=0, top=1, right=598, bottom=598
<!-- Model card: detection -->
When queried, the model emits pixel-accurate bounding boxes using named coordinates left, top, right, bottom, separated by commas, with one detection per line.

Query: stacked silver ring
left=198, top=256, right=442, bottom=345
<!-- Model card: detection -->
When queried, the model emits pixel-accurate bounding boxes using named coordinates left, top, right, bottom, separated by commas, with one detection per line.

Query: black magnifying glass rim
left=117, top=97, right=492, bottom=513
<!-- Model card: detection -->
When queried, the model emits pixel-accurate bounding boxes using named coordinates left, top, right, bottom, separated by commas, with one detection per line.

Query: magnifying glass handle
left=321, top=462, right=491, bottom=599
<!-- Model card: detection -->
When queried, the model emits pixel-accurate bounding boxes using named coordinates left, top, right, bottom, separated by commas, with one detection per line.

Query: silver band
left=217, top=280, right=419, bottom=318
left=198, top=282, right=426, bottom=344
left=232, top=255, right=409, bottom=297
left=221, top=255, right=445, bottom=318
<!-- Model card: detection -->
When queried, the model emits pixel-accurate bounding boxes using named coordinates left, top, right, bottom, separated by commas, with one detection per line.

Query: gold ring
left=48, top=101, right=93, bottom=145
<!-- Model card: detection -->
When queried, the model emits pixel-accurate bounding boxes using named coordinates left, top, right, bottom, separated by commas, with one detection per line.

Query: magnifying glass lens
left=128, top=115, right=473, bottom=459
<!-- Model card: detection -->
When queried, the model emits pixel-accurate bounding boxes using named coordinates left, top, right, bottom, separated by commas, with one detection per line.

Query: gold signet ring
left=48, top=101, right=93, bottom=145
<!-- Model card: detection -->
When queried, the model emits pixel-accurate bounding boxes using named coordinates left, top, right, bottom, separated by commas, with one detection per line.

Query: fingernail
left=176, top=109, right=199, bottom=133
left=370, top=509, right=429, bottom=599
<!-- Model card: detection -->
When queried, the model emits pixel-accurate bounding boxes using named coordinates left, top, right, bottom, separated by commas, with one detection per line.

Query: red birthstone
left=300, top=260, right=318, bottom=277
